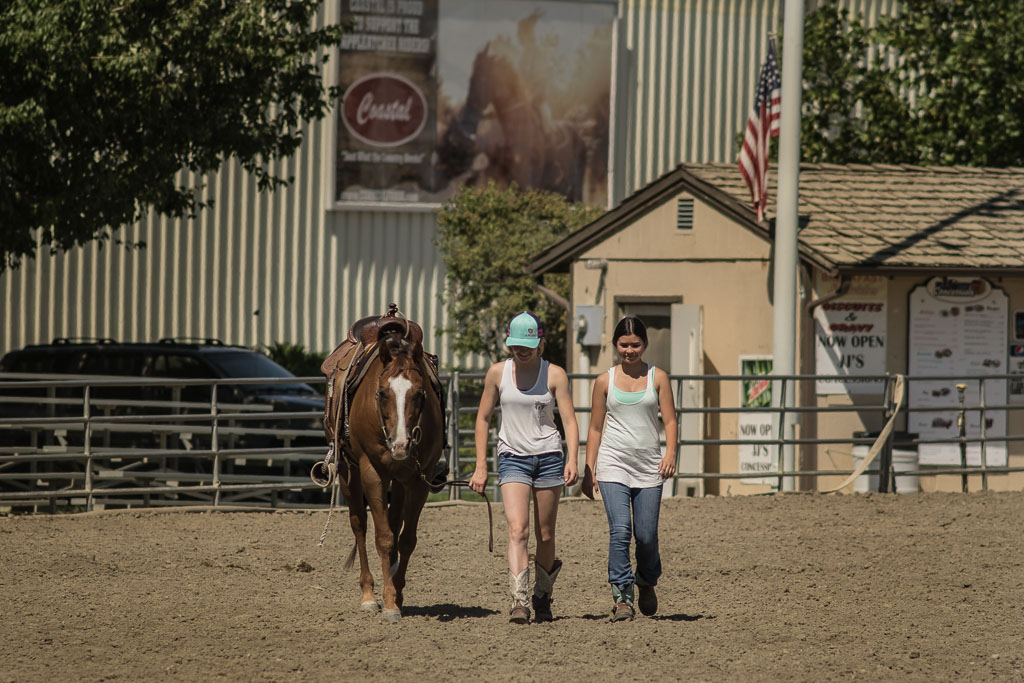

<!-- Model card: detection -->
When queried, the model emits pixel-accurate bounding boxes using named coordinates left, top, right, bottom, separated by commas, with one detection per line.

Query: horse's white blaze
left=388, top=376, right=413, bottom=447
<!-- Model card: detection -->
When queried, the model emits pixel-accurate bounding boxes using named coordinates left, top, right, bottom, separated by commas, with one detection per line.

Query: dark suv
left=0, top=338, right=325, bottom=447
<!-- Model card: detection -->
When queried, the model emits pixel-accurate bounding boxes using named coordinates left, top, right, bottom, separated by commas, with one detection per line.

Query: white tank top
left=596, top=366, right=663, bottom=488
left=496, top=359, right=562, bottom=456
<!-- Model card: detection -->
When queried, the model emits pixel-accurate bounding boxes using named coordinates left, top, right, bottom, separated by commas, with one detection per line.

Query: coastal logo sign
left=341, top=73, right=427, bottom=147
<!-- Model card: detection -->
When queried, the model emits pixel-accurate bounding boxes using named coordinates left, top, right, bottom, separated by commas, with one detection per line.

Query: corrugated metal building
left=0, top=0, right=896, bottom=365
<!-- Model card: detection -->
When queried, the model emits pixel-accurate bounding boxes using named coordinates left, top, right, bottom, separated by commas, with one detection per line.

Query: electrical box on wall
left=576, top=305, right=603, bottom=346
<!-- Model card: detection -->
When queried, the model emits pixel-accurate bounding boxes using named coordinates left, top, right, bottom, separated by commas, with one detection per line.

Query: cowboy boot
left=508, top=567, right=531, bottom=624
left=610, top=583, right=635, bottom=622
left=531, top=558, right=562, bottom=623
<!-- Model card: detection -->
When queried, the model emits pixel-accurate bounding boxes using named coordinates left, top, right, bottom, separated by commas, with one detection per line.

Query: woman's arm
left=655, top=368, right=678, bottom=479
left=469, top=363, right=502, bottom=494
left=582, top=372, right=609, bottom=499
left=550, top=364, right=579, bottom=487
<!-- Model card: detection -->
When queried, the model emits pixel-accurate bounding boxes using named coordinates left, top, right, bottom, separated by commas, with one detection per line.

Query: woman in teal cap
left=469, top=311, right=579, bottom=624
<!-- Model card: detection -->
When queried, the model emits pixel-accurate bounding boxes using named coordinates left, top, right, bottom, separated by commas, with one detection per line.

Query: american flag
left=737, top=39, right=781, bottom=223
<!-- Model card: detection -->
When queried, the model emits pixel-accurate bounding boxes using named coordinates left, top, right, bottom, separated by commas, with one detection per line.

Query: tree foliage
left=436, top=183, right=603, bottom=367
left=0, top=0, right=342, bottom=271
left=799, top=0, right=1024, bottom=166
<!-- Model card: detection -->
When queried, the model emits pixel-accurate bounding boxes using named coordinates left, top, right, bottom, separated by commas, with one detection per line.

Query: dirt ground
left=2, top=492, right=1023, bottom=682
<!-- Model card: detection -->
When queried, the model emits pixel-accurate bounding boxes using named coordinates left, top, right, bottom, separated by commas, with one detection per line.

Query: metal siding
left=615, top=0, right=893, bottom=200
left=1, top=0, right=895, bottom=368
left=619, top=0, right=785, bottom=195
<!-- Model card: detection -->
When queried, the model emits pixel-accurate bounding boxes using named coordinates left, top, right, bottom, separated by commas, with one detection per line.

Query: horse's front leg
left=387, top=482, right=405, bottom=570
left=362, top=470, right=402, bottom=621
left=392, top=480, right=429, bottom=610
left=344, top=472, right=378, bottom=612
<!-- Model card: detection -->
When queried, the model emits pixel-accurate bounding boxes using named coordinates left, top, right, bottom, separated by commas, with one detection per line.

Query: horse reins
left=374, top=364, right=429, bottom=480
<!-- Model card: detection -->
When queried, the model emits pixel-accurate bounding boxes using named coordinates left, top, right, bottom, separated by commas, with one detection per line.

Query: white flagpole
left=773, top=1, right=805, bottom=491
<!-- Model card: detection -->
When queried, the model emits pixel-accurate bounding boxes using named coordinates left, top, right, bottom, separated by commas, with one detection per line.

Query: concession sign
left=814, top=274, right=888, bottom=395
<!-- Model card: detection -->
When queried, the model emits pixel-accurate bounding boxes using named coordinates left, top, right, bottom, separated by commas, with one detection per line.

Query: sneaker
left=532, top=593, right=553, bottom=623
left=509, top=603, right=531, bottom=624
left=637, top=584, right=658, bottom=616
left=610, top=602, right=634, bottom=622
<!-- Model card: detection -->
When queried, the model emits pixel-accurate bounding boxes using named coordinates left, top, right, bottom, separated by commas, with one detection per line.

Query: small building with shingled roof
left=529, top=162, right=1024, bottom=495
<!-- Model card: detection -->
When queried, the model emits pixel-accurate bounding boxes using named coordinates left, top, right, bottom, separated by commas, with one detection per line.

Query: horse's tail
left=343, top=542, right=358, bottom=570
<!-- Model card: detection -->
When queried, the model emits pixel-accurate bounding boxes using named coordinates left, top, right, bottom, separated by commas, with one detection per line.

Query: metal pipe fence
left=2, top=371, right=1022, bottom=512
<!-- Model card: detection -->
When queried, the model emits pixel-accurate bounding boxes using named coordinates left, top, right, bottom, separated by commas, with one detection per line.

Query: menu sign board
left=908, top=276, right=1007, bottom=466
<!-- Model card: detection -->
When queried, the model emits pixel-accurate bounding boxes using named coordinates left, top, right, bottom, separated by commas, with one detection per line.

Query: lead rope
left=317, top=476, right=339, bottom=547
left=316, top=477, right=493, bottom=553
left=317, top=386, right=345, bottom=547
left=445, top=480, right=494, bottom=553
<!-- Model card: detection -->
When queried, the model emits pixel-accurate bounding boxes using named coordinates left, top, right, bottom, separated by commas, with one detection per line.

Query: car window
left=1, top=350, right=81, bottom=374
left=150, top=353, right=216, bottom=379
left=204, top=351, right=293, bottom=378
left=80, top=351, right=148, bottom=376
left=147, top=353, right=216, bottom=404
left=203, top=350, right=316, bottom=395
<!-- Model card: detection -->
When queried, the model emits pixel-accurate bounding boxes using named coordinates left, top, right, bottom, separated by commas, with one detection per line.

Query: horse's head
left=375, top=331, right=429, bottom=462
left=464, top=46, right=522, bottom=121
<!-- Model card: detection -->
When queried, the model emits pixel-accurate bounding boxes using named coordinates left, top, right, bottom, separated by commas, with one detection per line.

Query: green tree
left=0, top=0, right=342, bottom=271
left=798, top=0, right=1024, bottom=166
left=436, top=182, right=603, bottom=367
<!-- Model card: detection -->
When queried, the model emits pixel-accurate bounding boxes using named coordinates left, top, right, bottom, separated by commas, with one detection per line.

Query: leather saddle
left=321, top=305, right=441, bottom=448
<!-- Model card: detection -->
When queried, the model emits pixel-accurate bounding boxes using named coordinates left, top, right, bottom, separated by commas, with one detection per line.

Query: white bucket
left=851, top=446, right=919, bottom=493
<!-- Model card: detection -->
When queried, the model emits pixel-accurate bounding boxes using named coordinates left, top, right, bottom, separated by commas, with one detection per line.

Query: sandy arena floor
left=2, top=492, right=1023, bottom=682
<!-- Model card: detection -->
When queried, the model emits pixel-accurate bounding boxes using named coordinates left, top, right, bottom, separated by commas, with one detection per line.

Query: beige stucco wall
left=569, top=189, right=1024, bottom=495
left=571, top=192, right=785, bottom=495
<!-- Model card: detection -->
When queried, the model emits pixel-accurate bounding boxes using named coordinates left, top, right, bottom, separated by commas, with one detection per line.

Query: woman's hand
left=658, top=454, right=676, bottom=480
left=581, top=464, right=596, bottom=500
left=564, top=459, right=579, bottom=488
left=468, top=466, right=488, bottom=494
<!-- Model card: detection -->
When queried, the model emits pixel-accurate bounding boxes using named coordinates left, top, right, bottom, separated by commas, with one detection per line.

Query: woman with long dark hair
left=582, top=315, right=677, bottom=621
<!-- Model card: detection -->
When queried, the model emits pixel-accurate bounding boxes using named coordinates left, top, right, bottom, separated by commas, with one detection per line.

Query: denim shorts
left=497, top=451, right=565, bottom=489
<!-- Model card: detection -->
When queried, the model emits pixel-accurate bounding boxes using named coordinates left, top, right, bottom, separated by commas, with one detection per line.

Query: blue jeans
left=598, top=481, right=663, bottom=591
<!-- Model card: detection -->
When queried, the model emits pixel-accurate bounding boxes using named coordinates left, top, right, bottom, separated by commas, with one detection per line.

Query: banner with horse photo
left=334, top=0, right=615, bottom=207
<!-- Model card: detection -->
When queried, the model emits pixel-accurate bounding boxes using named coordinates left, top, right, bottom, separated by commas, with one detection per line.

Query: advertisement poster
left=814, top=274, right=888, bottom=395
left=908, top=276, right=1007, bottom=466
left=336, top=0, right=440, bottom=203
left=739, top=356, right=775, bottom=485
left=335, top=0, right=615, bottom=206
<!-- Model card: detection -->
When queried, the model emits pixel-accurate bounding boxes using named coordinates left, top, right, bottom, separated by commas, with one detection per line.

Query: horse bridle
left=375, top=364, right=429, bottom=479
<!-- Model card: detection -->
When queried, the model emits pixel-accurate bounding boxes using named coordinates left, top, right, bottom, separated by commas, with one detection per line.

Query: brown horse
left=335, top=326, right=443, bottom=622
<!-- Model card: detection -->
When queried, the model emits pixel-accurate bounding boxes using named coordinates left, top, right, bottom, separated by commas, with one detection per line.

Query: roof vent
left=677, top=198, right=694, bottom=230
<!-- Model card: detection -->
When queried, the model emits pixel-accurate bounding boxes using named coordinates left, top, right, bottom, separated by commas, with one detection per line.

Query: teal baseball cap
left=505, top=312, right=543, bottom=348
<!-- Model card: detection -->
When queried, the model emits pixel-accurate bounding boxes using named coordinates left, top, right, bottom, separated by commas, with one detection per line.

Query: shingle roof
left=528, top=162, right=1024, bottom=275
